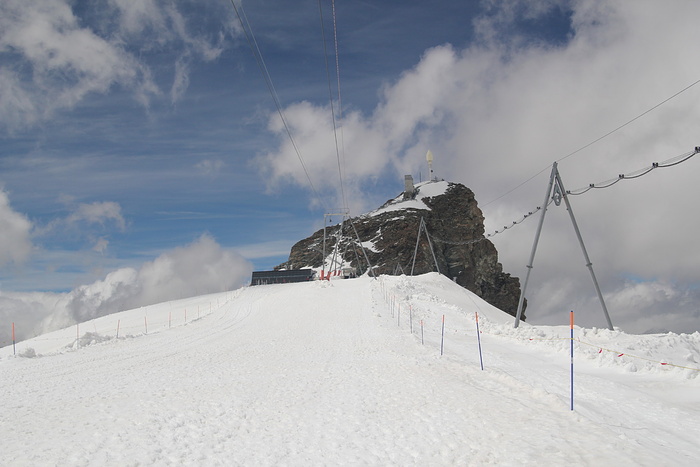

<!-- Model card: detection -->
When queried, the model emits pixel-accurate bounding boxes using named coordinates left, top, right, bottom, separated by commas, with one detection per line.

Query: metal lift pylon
left=514, top=162, right=614, bottom=330
left=411, top=217, right=441, bottom=276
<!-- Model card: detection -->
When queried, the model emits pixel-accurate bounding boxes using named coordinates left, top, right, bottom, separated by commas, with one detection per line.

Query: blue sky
left=2, top=0, right=700, bottom=337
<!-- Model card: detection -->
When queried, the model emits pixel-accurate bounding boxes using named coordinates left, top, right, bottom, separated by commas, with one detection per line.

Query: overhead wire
left=228, top=0, right=328, bottom=211
left=566, top=147, right=699, bottom=195
left=331, top=0, right=349, bottom=211
left=482, top=78, right=700, bottom=208
left=429, top=147, right=698, bottom=248
left=318, top=0, right=348, bottom=211
left=428, top=146, right=698, bottom=247
left=428, top=200, right=554, bottom=246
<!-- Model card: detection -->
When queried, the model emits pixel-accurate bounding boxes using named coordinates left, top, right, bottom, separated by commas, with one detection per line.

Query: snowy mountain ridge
left=363, top=180, right=450, bottom=217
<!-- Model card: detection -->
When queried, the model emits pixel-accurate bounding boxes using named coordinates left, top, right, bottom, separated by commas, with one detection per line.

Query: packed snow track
left=1, top=274, right=698, bottom=465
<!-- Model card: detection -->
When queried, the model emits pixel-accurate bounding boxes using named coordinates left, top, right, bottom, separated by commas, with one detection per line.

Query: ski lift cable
left=331, top=0, right=349, bottom=210
left=229, top=0, right=329, bottom=211
left=482, top=78, right=700, bottom=208
left=427, top=147, right=697, bottom=247
left=567, top=148, right=698, bottom=195
left=428, top=199, right=554, bottom=246
left=318, top=0, right=348, bottom=211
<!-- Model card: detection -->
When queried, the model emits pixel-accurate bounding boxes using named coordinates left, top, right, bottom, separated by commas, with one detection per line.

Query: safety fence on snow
left=4, top=296, right=233, bottom=357
left=378, top=277, right=699, bottom=412
left=377, top=278, right=700, bottom=373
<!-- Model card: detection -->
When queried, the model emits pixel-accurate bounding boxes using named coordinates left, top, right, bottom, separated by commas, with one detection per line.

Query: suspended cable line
left=566, top=147, right=699, bottom=195
left=427, top=200, right=553, bottom=247
left=318, top=0, right=348, bottom=211
left=442, top=147, right=698, bottom=248
left=228, top=0, right=328, bottom=211
left=556, top=79, right=700, bottom=164
left=482, top=77, right=700, bottom=208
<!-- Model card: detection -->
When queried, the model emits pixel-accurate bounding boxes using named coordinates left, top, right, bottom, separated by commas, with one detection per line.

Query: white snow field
left=1, top=273, right=699, bottom=466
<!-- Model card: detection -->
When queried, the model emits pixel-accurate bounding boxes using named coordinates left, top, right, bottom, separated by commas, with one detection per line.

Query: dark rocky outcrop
left=279, top=181, right=526, bottom=319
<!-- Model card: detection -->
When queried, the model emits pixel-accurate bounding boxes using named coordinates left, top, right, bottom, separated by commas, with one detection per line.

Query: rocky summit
left=279, top=180, right=525, bottom=318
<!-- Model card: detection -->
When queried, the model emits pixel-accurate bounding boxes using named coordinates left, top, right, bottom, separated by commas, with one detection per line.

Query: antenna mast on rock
left=426, top=150, right=435, bottom=181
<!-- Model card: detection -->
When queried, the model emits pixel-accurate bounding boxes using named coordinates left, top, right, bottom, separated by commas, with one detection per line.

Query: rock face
left=280, top=181, right=526, bottom=319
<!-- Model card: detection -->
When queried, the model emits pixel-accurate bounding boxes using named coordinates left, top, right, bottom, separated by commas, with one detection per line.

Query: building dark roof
left=251, top=269, right=316, bottom=285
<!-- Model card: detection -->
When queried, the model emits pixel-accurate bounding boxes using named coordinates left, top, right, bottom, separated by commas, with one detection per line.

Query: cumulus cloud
left=0, top=234, right=252, bottom=344
left=0, top=189, right=33, bottom=267
left=33, top=200, right=126, bottom=254
left=257, top=0, right=700, bottom=333
left=0, top=0, right=234, bottom=130
left=0, top=0, right=157, bottom=130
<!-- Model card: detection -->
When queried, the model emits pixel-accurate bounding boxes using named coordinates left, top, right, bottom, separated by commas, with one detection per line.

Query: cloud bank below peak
left=1, top=234, right=252, bottom=344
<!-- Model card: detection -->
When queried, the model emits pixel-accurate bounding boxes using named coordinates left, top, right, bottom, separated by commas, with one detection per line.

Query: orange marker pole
left=116, top=319, right=120, bottom=339
left=144, top=316, right=148, bottom=335
left=12, top=322, right=16, bottom=356
left=420, top=319, right=424, bottom=345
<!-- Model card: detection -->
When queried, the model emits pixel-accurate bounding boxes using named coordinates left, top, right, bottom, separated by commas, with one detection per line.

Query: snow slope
left=365, top=180, right=449, bottom=217
left=1, top=273, right=699, bottom=466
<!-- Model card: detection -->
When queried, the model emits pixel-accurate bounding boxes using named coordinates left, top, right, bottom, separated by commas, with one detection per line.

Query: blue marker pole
left=570, top=310, right=574, bottom=411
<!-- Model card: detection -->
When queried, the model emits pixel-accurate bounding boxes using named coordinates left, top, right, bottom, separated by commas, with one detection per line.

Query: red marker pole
left=12, top=322, right=16, bottom=356
left=116, top=319, right=120, bottom=339
left=570, top=310, right=575, bottom=411
left=420, top=320, right=424, bottom=345
left=475, top=312, right=484, bottom=370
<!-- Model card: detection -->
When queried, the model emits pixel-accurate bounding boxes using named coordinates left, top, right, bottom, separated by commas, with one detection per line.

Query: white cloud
left=195, top=159, right=226, bottom=177
left=0, top=0, right=235, bottom=130
left=0, top=0, right=157, bottom=130
left=32, top=200, right=126, bottom=254
left=0, top=190, right=33, bottom=266
left=257, top=0, right=700, bottom=333
left=0, top=234, right=252, bottom=343
left=66, top=201, right=126, bottom=231
left=171, top=56, right=191, bottom=104
left=92, top=238, right=110, bottom=254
